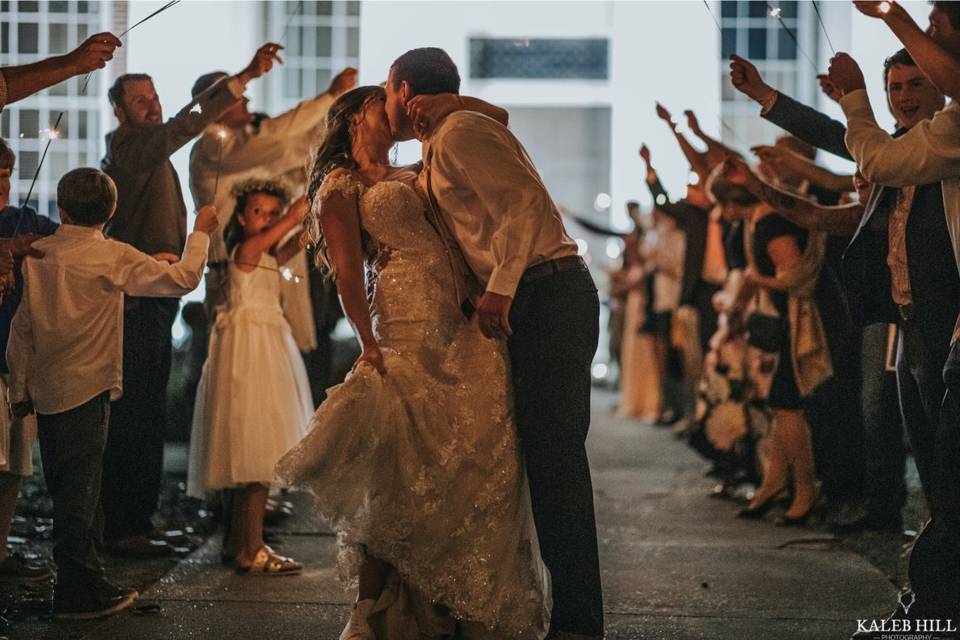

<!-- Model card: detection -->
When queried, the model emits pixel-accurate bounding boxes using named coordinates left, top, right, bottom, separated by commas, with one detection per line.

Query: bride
left=275, top=85, right=551, bottom=640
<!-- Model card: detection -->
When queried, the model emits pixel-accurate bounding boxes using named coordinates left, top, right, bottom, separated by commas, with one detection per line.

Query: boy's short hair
left=57, top=168, right=118, bottom=226
left=0, top=138, right=15, bottom=171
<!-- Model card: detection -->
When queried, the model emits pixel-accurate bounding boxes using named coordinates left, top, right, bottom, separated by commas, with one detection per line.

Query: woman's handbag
left=746, top=291, right=784, bottom=353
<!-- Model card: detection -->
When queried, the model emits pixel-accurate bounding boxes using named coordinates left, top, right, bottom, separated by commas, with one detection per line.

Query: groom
left=385, top=48, right=604, bottom=639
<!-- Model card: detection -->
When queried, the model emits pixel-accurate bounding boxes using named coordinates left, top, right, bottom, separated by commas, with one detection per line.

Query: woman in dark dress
left=740, top=210, right=859, bottom=524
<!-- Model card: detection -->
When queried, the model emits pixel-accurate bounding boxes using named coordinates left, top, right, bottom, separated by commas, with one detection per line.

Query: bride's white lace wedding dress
left=275, top=170, right=551, bottom=639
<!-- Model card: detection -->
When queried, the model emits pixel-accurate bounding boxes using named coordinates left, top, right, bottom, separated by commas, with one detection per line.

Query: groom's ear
left=399, top=80, right=413, bottom=106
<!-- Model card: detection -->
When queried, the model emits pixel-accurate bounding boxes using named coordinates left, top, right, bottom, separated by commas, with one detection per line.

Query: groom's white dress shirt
left=422, top=110, right=578, bottom=299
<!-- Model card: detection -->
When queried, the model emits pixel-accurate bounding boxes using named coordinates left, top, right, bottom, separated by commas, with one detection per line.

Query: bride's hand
left=355, top=343, right=387, bottom=375
left=406, top=94, right=461, bottom=138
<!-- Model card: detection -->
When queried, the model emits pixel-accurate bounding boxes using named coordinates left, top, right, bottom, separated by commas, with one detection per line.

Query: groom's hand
left=477, top=292, right=513, bottom=340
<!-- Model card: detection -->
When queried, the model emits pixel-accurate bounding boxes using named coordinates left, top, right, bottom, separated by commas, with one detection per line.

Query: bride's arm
left=406, top=94, right=509, bottom=135
left=320, top=187, right=386, bottom=374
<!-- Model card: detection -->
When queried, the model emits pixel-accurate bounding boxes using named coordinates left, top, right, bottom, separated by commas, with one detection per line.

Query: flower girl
left=188, top=178, right=312, bottom=575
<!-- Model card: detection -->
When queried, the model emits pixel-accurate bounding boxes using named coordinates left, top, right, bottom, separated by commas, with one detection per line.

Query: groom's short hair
left=390, top=48, right=460, bottom=96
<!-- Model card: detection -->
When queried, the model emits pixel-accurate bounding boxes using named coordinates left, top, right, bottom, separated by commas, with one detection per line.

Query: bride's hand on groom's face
left=477, top=292, right=513, bottom=341
left=406, top=94, right=460, bottom=138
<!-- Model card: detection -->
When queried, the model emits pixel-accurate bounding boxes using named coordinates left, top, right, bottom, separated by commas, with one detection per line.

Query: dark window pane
left=778, top=28, right=797, bottom=59
left=20, top=110, right=39, bottom=138
left=748, top=0, right=766, bottom=17
left=470, top=38, right=608, bottom=80
left=19, top=151, right=38, bottom=176
left=347, top=27, right=358, bottom=58
left=316, top=26, right=331, bottom=56
left=748, top=28, right=767, bottom=59
left=720, top=0, right=737, bottom=18
left=1, top=23, right=8, bottom=54
left=50, top=111, right=68, bottom=139
left=50, top=79, right=68, bottom=96
left=1, top=111, right=9, bottom=138
left=78, top=0, right=88, bottom=12
left=18, top=23, right=38, bottom=54
left=316, top=1, right=332, bottom=15
left=0, top=2, right=8, bottom=11
left=79, top=110, right=88, bottom=139
left=77, top=23, right=88, bottom=43
left=47, top=200, right=59, bottom=220
left=49, top=23, right=68, bottom=54
left=18, top=0, right=38, bottom=11
left=49, top=0, right=68, bottom=11
left=721, top=28, right=737, bottom=57
left=346, top=0, right=360, bottom=16
left=780, top=0, right=798, bottom=18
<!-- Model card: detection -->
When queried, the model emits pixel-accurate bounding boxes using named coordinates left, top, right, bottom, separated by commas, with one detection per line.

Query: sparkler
left=79, top=0, right=182, bottom=96
left=213, top=128, right=228, bottom=198
left=233, top=261, right=303, bottom=284
left=20, top=0, right=182, bottom=216
left=766, top=3, right=819, bottom=73
left=278, top=1, right=304, bottom=46
left=702, top=0, right=723, bottom=34
left=19, top=112, right=63, bottom=212
left=811, top=0, right=836, bottom=55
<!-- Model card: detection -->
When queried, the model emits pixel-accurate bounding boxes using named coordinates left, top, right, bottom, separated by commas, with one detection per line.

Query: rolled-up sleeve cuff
left=486, top=266, right=524, bottom=298
left=839, top=89, right=871, bottom=118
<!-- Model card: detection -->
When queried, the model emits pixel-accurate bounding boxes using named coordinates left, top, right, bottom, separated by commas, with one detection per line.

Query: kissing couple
left=277, top=47, right=604, bottom=640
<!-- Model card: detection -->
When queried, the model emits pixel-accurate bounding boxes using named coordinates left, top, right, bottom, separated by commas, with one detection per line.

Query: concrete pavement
left=14, top=391, right=896, bottom=639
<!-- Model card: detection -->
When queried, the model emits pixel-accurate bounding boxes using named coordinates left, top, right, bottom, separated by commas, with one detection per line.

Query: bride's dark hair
left=305, top=85, right=385, bottom=272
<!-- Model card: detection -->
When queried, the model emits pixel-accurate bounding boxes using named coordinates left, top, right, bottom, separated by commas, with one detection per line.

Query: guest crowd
left=0, top=31, right=358, bottom=619
left=0, top=0, right=955, bottom=632
left=609, top=0, right=960, bottom=626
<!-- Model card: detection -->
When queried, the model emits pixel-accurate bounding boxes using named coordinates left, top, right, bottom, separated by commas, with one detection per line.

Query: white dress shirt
left=840, top=90, right=960, bottom=273
left=189, top=92, right=335, bottom=263
left=6, top=224, right=209, bottom=415
left=422, top=111, right=578, bottom=298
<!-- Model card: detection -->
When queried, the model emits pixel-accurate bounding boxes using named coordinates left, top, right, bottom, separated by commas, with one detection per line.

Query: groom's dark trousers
left=507, top=257, right=604, bottom=637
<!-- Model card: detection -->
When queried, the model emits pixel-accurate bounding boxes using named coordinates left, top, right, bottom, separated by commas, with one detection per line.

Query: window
left=1, top=4, right=107, bottom=220
left=470, top=38, right=608, bottom=80
left=18, top=23, right=38, bottom=54
left=266, top=1, right=360, bottom=111
left=716, top=0, right=817, bottom=148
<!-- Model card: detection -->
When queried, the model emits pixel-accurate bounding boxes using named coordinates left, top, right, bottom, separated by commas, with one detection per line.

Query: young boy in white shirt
left=6, top=168, right=217, bottom=620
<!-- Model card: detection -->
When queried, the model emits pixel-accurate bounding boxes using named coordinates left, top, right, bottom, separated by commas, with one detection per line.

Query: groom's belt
left=519, top=255, right=587, bottom=287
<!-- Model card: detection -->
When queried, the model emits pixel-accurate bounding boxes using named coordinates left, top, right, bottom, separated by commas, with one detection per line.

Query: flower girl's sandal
left=235, top=546, right=303, bottom=576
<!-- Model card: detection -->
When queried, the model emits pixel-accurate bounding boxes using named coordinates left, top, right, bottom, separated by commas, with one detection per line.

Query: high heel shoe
left=777, top=489, right=823, bottom=527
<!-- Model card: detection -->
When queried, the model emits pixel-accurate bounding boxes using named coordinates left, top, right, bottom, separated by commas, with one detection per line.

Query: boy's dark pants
left=37, top=392, right=114, bottom=598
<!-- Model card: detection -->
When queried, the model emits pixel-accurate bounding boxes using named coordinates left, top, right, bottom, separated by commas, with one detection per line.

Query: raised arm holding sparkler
left=0, top=33, right=121, bottom=108
left=855, top=0, right=960, bottom=101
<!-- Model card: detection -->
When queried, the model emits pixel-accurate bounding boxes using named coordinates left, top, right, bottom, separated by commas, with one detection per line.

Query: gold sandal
left=236, top=546, right=302, bottom=576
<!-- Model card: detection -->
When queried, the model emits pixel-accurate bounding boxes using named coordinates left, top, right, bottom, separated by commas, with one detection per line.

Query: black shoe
left=54, top=587, right=139, bottom=620
left=736, top=498, right=776, bottom=520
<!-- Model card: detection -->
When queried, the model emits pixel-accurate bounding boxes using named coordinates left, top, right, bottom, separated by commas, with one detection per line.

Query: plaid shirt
left=887, top=186, right=916, bottom=306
